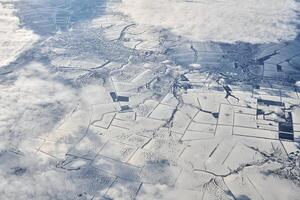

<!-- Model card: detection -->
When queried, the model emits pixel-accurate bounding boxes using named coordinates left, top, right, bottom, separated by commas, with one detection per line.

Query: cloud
left=0, top=2, right=39, bottom=68
left=0, top=62, right=80, bottom=199
left=117, top=0, right=300, bottom=43
left=0, top=62, right=78, bottom=149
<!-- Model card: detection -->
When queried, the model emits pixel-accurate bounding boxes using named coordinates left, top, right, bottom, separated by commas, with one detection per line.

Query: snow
left=0, top=0, right=300, bottom=199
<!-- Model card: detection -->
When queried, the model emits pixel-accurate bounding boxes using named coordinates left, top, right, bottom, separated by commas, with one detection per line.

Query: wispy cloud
left=0, top=62, right=80, bottom=198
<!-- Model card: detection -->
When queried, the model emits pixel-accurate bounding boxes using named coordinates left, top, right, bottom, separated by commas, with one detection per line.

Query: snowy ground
left=0, top=0, right=300, bottom=199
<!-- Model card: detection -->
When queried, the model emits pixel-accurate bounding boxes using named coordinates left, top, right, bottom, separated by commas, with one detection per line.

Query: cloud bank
left=118, top=0, right=300, bottom=43
left=0, top=2, right=39, bottom=68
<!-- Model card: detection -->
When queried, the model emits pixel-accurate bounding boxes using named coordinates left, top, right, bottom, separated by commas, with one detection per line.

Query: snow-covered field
left=0, top=0, right=300, bottom=199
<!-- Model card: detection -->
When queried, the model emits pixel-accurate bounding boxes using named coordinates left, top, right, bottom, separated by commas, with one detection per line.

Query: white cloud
left=0, top=62, right=77, bottom=147
left=0, top=62, right=80, bottom=199
left=117, top=0, right=300, bottom=43
left=0, top=2, right=39, bottom=68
